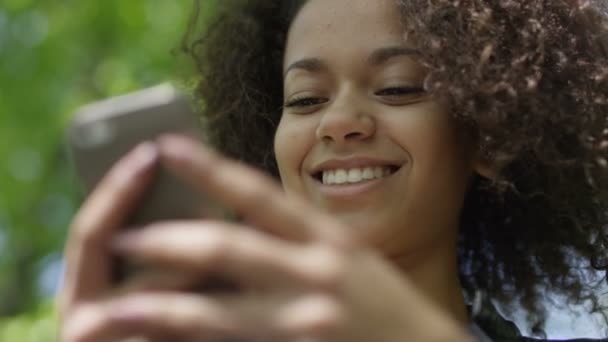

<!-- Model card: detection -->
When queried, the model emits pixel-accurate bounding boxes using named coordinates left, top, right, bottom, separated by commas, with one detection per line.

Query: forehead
left=285, top=0, right=405, bottom=63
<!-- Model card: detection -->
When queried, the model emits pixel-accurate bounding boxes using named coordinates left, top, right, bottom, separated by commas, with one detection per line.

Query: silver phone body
left=67, top=84, right=263, bottom=339
left=67, top=83, right=221, bottom=225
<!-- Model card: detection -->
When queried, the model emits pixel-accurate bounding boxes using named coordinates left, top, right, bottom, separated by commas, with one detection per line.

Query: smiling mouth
left=313, top=165, right=401, bottom=185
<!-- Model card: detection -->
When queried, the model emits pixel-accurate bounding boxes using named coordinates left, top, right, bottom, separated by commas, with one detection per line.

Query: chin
left=335, top=214, right=396, bottom=245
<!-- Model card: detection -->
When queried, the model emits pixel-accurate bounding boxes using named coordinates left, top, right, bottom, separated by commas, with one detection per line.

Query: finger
left=104, top=292, right=341, bottom=340
left=156, top=135, right=350, bottom=247
left=112, top=221, right=346, bottom=290
left=273, top=293, right=343, bottom=338
left=62, top=293, right=242, bottom=342
left=60, top=143, right=158, bottom=312
left=61, top=301, right=131, bottom=342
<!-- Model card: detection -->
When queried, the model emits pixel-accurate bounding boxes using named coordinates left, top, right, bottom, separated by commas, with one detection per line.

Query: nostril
left=318, top=126, right=373, bottom=144
left=344, top=132, right=366, bottom=140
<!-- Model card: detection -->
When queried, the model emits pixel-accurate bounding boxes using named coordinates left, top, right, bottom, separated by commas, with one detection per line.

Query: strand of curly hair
left=181, top=0, right=608, bottom=337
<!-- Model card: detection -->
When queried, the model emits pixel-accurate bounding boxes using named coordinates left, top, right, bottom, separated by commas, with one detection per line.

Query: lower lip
left=314, top=169, right=400, bottom=198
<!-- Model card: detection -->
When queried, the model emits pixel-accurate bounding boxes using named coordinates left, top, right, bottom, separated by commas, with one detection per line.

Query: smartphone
left=67, top=83, right=224, bottom=223
left=67, top=84, right=228, bottom=283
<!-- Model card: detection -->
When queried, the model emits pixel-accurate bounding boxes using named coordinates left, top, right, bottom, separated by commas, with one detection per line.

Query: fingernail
left=111, top=143, right=157, bottom=184
left=129, top=142, right=158, bottom=170
left=160, top=134, right=212, bottom=161
left=109, top=143, right=157, bottom=187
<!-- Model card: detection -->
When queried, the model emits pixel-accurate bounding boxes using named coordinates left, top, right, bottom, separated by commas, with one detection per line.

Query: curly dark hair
left=181, top=0, right=608, bottom=337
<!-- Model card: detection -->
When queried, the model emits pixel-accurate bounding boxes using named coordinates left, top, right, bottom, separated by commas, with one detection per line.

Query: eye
left=376, top=86, right=425, bottom=97
left=284, top=96, right=327, bottom=108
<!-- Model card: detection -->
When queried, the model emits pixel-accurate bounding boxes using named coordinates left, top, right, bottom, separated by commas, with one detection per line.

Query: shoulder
left=472, top=302, right=607, bottom=342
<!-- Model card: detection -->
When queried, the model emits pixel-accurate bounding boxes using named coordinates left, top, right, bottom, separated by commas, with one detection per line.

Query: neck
left=388, top=237, right=470, bottom=327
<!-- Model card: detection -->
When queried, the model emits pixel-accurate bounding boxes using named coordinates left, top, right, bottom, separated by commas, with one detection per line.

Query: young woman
left=59, top=0, right=608, bottom=341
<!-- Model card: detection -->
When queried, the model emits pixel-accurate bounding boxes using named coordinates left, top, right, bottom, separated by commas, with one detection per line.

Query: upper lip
left=309, top=157, right=405, bottom=176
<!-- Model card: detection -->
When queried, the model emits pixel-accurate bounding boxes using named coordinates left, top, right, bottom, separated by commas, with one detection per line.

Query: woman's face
left=275, top=0, right=481, bottom=257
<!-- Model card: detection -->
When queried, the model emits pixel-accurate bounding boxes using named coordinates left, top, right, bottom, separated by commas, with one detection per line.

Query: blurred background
left=0, top=0, right=193, bottom=339
left=0, top=0, right=605, bottom=341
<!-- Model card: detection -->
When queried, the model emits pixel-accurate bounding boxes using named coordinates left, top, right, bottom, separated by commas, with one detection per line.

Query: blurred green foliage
left=0, top=0, right=196, bottom=337
left=0, top=303, right=56, bottom=342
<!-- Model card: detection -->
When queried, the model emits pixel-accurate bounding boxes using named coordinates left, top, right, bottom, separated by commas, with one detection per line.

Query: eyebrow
left=284, top=46, right=420, bottom=78
left=284, top=58, right=325, bottom=77
left=368, top=46, right=421, bottom=65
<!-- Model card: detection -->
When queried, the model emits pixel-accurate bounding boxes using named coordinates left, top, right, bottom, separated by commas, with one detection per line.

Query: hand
left=58, top=136, right=473, bottom=342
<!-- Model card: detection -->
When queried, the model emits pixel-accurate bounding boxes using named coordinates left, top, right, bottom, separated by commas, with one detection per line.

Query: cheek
left=391, top=103, right=465, bottom=169
left=389, top=104, right=472, bottom=207
left=274, top=116, right=314, bottom=192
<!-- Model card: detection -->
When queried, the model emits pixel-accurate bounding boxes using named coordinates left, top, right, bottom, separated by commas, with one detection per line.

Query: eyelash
left=376, top=86, right=425, bottom=97
left=284, top=96, right=326, bottom=108
left=284, top=86, right=425, bottom=108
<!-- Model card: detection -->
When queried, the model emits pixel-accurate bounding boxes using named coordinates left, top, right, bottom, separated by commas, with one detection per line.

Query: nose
left=315, top=91, right=375, bottom=145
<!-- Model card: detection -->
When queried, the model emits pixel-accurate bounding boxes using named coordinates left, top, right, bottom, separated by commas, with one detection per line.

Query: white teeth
left=347, top=169, right=362, bottom=182
left=321, top=166, right=395, bottom=185
left=335, top=169, right=347, bottom=183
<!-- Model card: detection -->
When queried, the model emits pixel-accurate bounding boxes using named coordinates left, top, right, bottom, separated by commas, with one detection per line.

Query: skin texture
left=275, top=0, right=489, bottom=324
left=278, top=0, right=469, bottom=253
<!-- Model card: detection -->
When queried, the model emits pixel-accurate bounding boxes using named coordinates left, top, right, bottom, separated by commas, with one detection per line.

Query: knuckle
left=301, top=295, right=345, bottom=336
left=306, top=244, right=348, bottom=288
left=67, top=209, right=108, bottom=249
left=105, top=156, right=139, bottom=188
left=196, top=225, right=232, bottom=260
left=319, top=295, right=344, bottom=322
left=208, top=224, right=233, bottom=247
left=276, top=293, right=344, bottom=338
left=70, top=220, right=101, bottom=249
